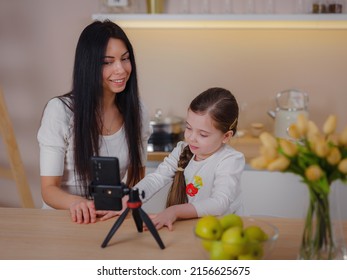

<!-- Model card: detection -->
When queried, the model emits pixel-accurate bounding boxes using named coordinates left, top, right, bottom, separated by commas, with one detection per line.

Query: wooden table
left=0, top=207, right=346, bottom=260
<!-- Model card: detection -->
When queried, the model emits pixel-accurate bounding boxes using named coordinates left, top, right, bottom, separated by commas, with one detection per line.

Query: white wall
left=0, top=0, right=100, bottom=207
left=1, top=0, right=347, bottom=207
left=128, top=27, right=347, bottom=131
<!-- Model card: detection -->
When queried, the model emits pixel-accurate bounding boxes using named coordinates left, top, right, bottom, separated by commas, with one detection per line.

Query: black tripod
left=101, top=188, right=165, bottom=249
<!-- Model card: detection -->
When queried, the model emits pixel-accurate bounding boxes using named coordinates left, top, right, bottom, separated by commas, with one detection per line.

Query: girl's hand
left=69, top=199, right=97, bottom=224
left=144, top=204, right=197, bottom=231
left=147, top=207, right=178, bottom=231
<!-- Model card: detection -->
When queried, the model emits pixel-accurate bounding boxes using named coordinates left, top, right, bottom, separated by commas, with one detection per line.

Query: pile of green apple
left=194, top=214, right=269, bottom=260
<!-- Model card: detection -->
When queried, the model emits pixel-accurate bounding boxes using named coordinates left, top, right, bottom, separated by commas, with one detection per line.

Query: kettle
left=268, top=89, right=309, bottom=139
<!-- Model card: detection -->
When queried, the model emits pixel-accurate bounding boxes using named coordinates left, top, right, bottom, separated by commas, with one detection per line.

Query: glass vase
left=299, top=181, right=347, bottom=260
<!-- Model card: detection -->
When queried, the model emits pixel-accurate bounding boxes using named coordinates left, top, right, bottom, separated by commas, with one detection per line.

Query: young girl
left=134, top=87, right=245, bottom=230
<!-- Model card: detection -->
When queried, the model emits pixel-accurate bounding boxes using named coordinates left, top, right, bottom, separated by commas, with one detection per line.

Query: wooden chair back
left=0, top=86, right=34, bottom=208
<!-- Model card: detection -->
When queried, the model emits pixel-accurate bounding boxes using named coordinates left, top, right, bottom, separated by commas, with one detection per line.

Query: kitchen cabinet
left=241, top=170, right=347, bottom=218
left=93, top=13, right=347, bottom=29
left=143, top=166, right=347, bottom=219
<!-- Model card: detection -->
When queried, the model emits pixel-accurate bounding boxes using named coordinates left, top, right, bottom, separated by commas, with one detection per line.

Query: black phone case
left=90, top=156, right=121, bottom=186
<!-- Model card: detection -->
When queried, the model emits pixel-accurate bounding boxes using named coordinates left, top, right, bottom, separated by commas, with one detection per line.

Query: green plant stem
left=300, top=183, right=335, bottom=259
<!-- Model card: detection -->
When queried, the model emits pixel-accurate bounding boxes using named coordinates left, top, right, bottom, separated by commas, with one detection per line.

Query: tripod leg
left=101, top=207, right=130, bottom=248
left=132, top=208, right=143, bottom=232
left=139, top=208, right=165, bottom=249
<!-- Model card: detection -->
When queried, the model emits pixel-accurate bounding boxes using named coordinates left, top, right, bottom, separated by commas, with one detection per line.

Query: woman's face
left=184, top=109, right=232, bottom=161
left=102, top=38, right=132, bottom=96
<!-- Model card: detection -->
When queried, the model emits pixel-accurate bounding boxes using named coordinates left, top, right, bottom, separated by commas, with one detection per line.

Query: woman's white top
left=37, top=97, right=151, bottom=203
left=135, top=141, right=245, bottom=217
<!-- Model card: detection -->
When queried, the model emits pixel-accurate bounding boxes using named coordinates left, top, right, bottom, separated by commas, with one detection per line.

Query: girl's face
left=102, top=38, right=132, bottom=96
left=184, top=109, right=233, bottom=161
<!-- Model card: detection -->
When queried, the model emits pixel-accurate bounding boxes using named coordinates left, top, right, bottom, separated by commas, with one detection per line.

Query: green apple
left=201, top=239, right=213, bottom=251
left=238, top=242, right=264, bottom=260
left=221, top=227, right=249, bottom=256
left=219, top=213, right=243, bottom=230
left=244, top=225, right=268, bottom=242
left=209, top=241, right=235, bottom=260
left=195, top=215, right=223, bottom=240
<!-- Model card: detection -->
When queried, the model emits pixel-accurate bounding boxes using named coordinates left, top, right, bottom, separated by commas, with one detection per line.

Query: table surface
left=0, top=207, right=346, bottom=260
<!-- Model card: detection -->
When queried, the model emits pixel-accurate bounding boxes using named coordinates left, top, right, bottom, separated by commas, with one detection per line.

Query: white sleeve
left=37, top=98, right=71, bottom=176
left=135, top=141, right=185, bottom=202
left=191, top=151, right=245, bottom=217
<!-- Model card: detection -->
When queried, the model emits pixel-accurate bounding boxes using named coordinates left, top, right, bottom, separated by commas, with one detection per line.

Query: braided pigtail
left=166, top=145, right=194, bottom=207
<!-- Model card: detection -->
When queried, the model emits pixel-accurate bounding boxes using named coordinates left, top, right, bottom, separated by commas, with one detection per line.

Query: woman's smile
left=109, top=78, right=126, bottom=87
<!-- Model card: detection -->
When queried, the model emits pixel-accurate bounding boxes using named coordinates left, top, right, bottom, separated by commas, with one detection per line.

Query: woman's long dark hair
left=166, top=87, right=239, bottom=207
left=60, top=20, right=143, bottom=196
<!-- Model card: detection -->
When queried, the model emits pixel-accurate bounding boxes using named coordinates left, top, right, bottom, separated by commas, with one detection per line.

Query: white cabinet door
left=241, top=170, right=347, bottom=219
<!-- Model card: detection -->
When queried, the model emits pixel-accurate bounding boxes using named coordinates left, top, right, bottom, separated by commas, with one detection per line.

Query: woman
left=37, top=20, right=151, bottom=224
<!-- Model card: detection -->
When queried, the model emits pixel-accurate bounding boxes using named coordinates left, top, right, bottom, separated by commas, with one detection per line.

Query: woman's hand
left=69, top=199, right=97, bottom=224
left=69, top=195, right=131, bottom=223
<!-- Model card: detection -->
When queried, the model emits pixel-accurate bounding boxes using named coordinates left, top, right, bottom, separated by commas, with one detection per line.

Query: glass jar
left=328, top=1, right=343, bottom=13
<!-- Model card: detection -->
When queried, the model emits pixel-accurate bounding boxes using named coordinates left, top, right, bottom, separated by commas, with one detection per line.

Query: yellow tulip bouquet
left=250, top=114, right=347, bottom=259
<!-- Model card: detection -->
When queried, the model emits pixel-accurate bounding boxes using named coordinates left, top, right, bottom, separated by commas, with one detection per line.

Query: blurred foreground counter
left=2, top=207, right=346, bottom=259
left=147, top=135, right=261, bottom=163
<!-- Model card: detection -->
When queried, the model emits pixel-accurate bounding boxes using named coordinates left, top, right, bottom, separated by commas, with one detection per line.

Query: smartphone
left=90, top=156, right=121, bottom=186
left=89, top=156, right=124, bottom=211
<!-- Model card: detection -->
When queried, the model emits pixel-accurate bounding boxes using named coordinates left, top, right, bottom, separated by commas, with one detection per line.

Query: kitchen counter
left=147, top=135, right=261, bottom=163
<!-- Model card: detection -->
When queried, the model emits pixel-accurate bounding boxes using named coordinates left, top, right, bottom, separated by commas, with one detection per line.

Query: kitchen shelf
left=92, top=13, right=347, bottom=29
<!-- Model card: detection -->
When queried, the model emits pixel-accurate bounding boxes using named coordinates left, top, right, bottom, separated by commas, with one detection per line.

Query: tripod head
left=126, top=188, right=146, bottom=209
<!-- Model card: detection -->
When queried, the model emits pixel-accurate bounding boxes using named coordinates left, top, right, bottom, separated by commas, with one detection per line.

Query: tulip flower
left=279, top=139, right=298, bottom=157
left=250, top=156, right=269, bottom=170
left=339, top=127, right=347, bottom=146
left=307, top=131, right=320, bottom=149
left=305, top=165, right=323, bottom=181
left=260, top=146, right=278, bottom=162
left=313, top=138, right=329, bottom=158
left=338, top=158, right=347, bottom=174
left=267, top=156, right=290, bottom=172
left=259, top=132, right=278, bottom=149
left=252, top=114, right=346, bottom=194
left=287, top=123, right=301, bottom=139
left=296, top=113, right=308, bottom=136
left=326, top=147, right=341, bottom=166
left=323, top=115, right=337, bottom=135
left=307, top=120, right=320, bottom=136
